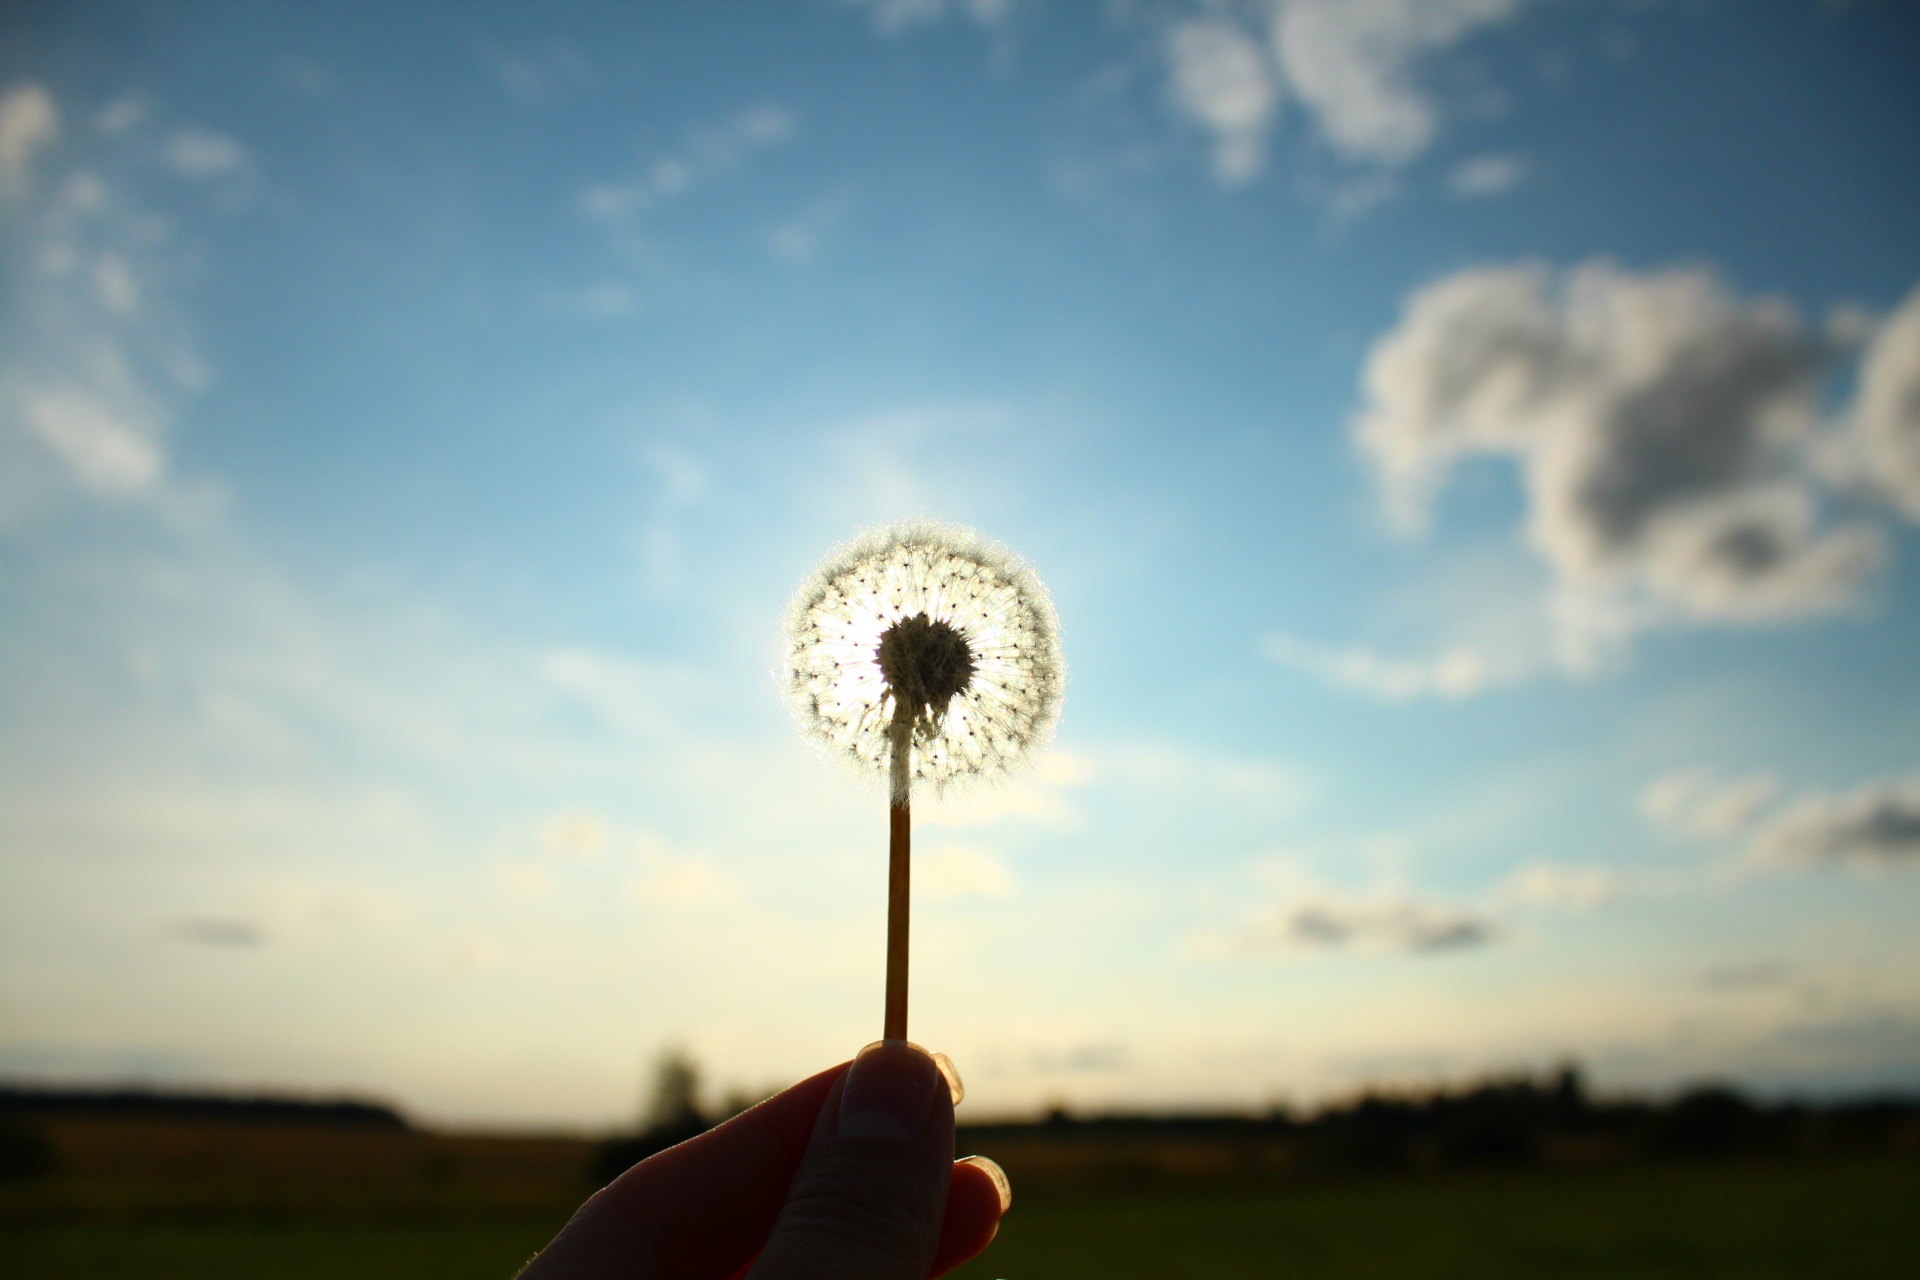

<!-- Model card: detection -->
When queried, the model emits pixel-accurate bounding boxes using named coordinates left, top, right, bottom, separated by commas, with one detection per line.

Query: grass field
left=948, top=1157, right=1920, bottom=1279
left=5, top=1156, right=1916, bottom=1279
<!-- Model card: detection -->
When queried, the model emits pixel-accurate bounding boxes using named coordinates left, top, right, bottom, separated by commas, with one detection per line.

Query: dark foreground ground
left=3, top=1084, right=1917, bottom=1278
left=5, top=1153, right=1917, bottom=1278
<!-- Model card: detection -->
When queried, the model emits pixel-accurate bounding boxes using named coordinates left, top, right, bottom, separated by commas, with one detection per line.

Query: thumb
left=747, top=1041, right=958, bottom=1280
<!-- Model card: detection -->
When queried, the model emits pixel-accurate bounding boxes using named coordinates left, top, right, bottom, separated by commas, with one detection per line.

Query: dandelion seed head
left=783, top=522, right=1065, bottom=798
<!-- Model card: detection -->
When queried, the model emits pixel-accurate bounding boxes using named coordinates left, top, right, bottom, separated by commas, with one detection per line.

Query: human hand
left=519, top=1041, right=1010, bottom=1279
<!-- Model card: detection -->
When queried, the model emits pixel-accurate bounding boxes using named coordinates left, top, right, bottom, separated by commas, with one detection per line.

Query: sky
left=2, top=0, right=1919, bottom=1130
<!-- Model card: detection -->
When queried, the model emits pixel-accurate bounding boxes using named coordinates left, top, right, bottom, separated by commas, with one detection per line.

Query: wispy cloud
left=1271, top=0, right=1525, bottom=165
left=1166, top=18, right=1278, bottom=185
left=163, top=127, right=246, bottom=179
left=918, top=844, right=1015, bottom=899
left=0, top=85, right=239, bottom=519
left=475, top=38, right=595, bottom=106
left=170, top=917, right=267, bottom=948
left=1748, top=771, right=1920, bottom=871
left=1641, top=769, right=1779, bottom=839
left=1845, top=283, right=1920, bottom=520
left=1158, top=0, right=1532, bottom=185
left=1449, top=152, right=1526, bottom=198
left=580, top=105, right=797, bottom=221
left=0, top=82, right=59, bottom=194
left=841, top=0, right=1015, bottom=37
left=1261, top=631, right=1499, bottom=701
left=1226, top=890, right=1498, bottom=956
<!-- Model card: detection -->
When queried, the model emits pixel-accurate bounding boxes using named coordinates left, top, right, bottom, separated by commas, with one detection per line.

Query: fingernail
left=931, top=1052, right=965, bottom=1105
left=858, top=1040, right=965, bottom=1105
left=840, top=1040, right=941, bottom=1141
left=958, top=1155, right=1012, bottom=1212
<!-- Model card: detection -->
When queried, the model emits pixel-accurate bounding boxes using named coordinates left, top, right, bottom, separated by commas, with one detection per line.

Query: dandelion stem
left=885, top=720, right=911, bottom=1042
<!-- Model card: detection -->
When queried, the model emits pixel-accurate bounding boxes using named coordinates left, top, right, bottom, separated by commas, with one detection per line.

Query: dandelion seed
left=783, top=521, right=1064, bottom=1041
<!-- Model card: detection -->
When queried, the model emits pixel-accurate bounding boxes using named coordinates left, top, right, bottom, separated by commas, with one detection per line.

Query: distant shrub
left=0, top=1114, right=56, bottom=1179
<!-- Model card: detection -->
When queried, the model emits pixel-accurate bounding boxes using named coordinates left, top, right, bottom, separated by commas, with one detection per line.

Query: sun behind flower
left=783, top=522, right=1065, bottom=800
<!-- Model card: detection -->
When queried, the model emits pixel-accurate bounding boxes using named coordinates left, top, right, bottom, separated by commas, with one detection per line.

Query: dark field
left=5, top=1158, right=1918, bottom=1279
left=2, top=1112, right=1916, bottom=1279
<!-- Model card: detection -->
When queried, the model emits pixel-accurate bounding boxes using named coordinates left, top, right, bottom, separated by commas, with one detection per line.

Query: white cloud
left=1261, top=631, right=1497, bottom=700
left=92, top=253, right=141, bottom=313
left=1230, top=890, right=1497, bottom=955
left=23, top=388, right=163, bottom=494
left=918, top=844, right=1015, bottom=899
left=1749, top=772, right=1920, bottom=870
left=96, top=94, right=147, bottom=135
left=0, top=102, right=238, bottom=517
left=1491, top=861, right=1624, bottom=910
left=539, top=812, right=610, bottom=862
left=1167, top=18, right=1279, bottom=185
left=1270, top=0, right=1525, bottom=165
left=495, top=862, right=555, bottom=898
left=919, top=748, right=1092, bottom=830
left=842, top=0, right=1013, bottom=36
left=581, top=106, right=796, bottom=221
left=1356, top=261, right=1890, bottom=659
left=538, top=647, right=705, bottom=738
left=557, top=280, right=638, bottom=319
left=766, top=193, right=847, bottom=264
left=1449, top=151, right=1525, bottom=197
left=171, top=916, right=267, bottom=948
left=1640, top=769, right=1778, bottom=839
left=1849, top=283, right=1920, bottom=519
left=475, top=39, right=594, bottom=106
left=0, top=83, right=59, bottom=193
left=1157, top=1, right=1529, bottom=183
left=632, top=833, right=735, bottom=907
left=164, top=127, right=246, bottom=179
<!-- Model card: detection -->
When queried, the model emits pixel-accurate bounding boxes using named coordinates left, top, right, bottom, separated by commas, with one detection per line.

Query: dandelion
left=784, top=522, right=1064, bottom=1041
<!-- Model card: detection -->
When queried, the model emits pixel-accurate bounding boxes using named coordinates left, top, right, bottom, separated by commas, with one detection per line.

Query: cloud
left=632, top=838, right=734, bottom=907
left=919, top=748, right=1092, bottom=830
left=581, top=106, right=796, bottom=221
left=494, top=863, right=554, bottom=898
left=1231, top=891, right=1496, bottom=955
left=1449, top=152, right=1525, bottom=197
left=1849, top=283, right=1920, bottom=519
left=842, top=0, right=1014, bottom=36
left=539, top=648, right=704, bottom=738
left=1261, top=631, right=1497, bottom=700
left=549, top=280, right=638, bottom=319
left=475, top=39, right=594, bottom=106
left=0, top=83, right=59, bottom=193
left=1491, top=862, right=1625, bottom=910
left=1, top=96, right=220, bottom=515
left=163, top=127, right=246, bottom=179
left=1356, top=261, right=1888, bottom=659
left=918, top=844, right=1014, bottom=899
left=1167, top=18, right=1279, bottom=184
left=1158, top=1, right=1530, bottom=182
left=95, top=95, right=148, bottom=135
left=539, top=812, right=610, bottom=862
left=1641, top=769, right=1778, bottom=839
left=23, top=388, right=164, bottom=494
left=766, top=193, right=847, bottom=264
left=1748, top=772, right=1920, bottom=870
left=1270, top=0, right=1526, bottom=165
left=171, top=916, right=267, bottom=948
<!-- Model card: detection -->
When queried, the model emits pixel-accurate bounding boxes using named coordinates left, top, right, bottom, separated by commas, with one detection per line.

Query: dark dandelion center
left=876, top=612, right=975, bottom=722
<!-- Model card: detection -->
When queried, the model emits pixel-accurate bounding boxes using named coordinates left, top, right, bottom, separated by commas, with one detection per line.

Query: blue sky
left=3, top=0, right=1919, bottom=1128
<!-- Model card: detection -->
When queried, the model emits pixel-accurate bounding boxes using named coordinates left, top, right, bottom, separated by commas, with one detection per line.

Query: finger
left=747, top=1040, right=956, bottom=1280
left=520, top=1061, right=849, bottom=1280
left=728, top=1156, right=1009, bottom=1280
left=929, top=1156, right=1011, bottom=1277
